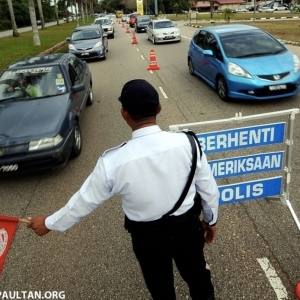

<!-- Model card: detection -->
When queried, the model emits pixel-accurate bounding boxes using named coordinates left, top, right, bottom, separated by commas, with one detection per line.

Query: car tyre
left=217, top=76, right=230, bottom=102
left=188, top=58, right=195, bottom=76
left=86, top=85, right=93, bottom=106
left=111, top=33, right=114, bottom=38
left=71, top=121, right=82, bottom=157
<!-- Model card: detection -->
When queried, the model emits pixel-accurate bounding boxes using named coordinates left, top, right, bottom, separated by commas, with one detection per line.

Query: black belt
left=124, top=193, right=202, bottom=233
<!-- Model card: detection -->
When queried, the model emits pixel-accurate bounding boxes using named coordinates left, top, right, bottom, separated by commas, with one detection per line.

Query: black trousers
left=130, top=216, right=214, bottom=300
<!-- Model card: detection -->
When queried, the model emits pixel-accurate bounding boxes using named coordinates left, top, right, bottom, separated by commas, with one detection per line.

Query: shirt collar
left=132, top=125, right=161, bottom=139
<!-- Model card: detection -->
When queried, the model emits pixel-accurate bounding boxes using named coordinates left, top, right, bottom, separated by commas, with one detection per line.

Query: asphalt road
left=1, top=20, right=300, bottom=300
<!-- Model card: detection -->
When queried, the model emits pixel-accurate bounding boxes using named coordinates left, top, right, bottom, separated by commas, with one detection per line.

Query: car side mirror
left=203, top=50, right=214, bottom=56
left=72, top=83, right=84, bottom=94
left=66, top=37, right=70, bottom=42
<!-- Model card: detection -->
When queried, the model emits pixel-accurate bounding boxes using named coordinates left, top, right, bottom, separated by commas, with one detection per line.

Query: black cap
left=118, top=79, right=159, bottom=118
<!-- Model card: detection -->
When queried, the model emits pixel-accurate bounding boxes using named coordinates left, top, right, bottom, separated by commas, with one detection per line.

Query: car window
left=148, top=22, right=153, bottom=28
left=154, top=21, right=174, bottom=29
left=193, top=30, right=207, bottom=48
left=0, top=66, right=67, bottom=101
left=219, top=30, right=286, bottom=58
left=72, top=29, right=101, bottom=41
left=204, top=33, right=223, bottom=61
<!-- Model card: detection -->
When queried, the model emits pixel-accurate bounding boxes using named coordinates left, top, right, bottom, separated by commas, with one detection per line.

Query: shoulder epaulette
left=102, top=142, right=127, bottom=157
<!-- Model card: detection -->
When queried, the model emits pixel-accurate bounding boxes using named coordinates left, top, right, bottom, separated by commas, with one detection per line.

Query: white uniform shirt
left=46, top=125, right=219, bottom=232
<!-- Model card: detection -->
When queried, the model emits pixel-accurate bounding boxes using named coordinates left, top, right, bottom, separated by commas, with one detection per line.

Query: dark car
left=66, top=25, right=108, bottom=60
left=0, top=53, right=93, bottom=175
left=129, top=13, right=140, bottom=28
left=135, top=16, right=151, bottom=33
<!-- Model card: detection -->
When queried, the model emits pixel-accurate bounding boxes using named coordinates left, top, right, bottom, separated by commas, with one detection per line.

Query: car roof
left=152, top=19, right=172, bottom=22
left=200, top=24, right=259, bottom=35
left=137, top=15, right=150, bottom=18
left=74, top=25, right=101, bottom=31
left=94, top=17, right=110, bottom=20
left=6, top=53, right=71, bottom=70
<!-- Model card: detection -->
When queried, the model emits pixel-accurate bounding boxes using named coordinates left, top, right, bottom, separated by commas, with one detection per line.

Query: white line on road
left=257, top=257, right=289, bottom=300
left=159, top=87, right=168, bottom=99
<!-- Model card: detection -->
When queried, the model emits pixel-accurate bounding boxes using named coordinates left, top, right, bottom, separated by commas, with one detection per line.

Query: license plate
left=81, top=52, right=90, bottom=56
left=164, top=36, right=174, bottom=40
left=0, top=164, right=18, bottom=172
left=269, top=84, right=287, bottom=91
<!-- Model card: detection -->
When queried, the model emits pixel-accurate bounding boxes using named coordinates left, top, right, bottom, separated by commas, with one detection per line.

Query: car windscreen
left=219, top=30, right=286, bottom=58
left=154, top=21, right=175, bottom=29
left=94, top=19, right=111, bottom=25
left=72, top=29, right=102, bottom=41
left=0, top=66, right=67, bottom=102
left=137, top=17, right=150, bottom=22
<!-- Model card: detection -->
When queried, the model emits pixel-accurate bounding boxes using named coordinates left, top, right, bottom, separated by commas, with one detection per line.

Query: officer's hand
left=201, top=220, right=217, bottom=244
left=27, top=215, right=51, bottom=236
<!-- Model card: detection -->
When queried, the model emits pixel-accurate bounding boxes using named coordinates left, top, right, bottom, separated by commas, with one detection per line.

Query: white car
left=94, top=17, right=115, bottom=38
left=258, top=6, right=275, bottom=12
left=146, top=19, right=181, bottom=44
left=273, top=5, right=288, bottom=10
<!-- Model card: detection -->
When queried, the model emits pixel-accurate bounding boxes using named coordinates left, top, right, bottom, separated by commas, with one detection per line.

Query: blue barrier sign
left=197, top=122, right=285, bottom=154
left=209, top=151, right=284, bottom=178
left=218, top=177, right=282, bottom=205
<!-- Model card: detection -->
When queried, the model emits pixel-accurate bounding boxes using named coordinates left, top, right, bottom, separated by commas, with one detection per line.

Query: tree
left=54, top=0, right=60, bottom=25
left=36, top=0, right=45, bottom=28
left=28, top=0, right=41, bottom=46
left=223, top=8, right=233, bottom=22
left=7, top=0, right=19, bottom=37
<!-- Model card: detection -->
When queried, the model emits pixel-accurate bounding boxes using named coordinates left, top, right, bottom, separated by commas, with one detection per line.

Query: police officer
left=27, top=79, right=219, bottom=300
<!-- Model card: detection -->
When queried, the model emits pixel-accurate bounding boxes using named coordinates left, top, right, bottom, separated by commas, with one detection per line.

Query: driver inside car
left=7, top=74, right=42, bottom=97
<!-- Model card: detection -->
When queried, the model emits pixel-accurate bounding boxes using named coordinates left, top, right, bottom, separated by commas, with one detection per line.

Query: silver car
left=146, top=19, right=181, bottom=44
left=94, top=17, right=115, bottom=38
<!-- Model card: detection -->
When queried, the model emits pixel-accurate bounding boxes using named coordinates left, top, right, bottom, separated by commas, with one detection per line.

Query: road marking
left=182, top=35, right=191, bottom=40
left=141, top=55, right=144, bottom=60
left=257, top=257, right=289, bottom=299
left=159, top=87, right=168, bottom=99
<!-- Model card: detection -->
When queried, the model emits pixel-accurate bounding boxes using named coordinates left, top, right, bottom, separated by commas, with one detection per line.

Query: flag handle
left=19, top=218, right=32, bottom=224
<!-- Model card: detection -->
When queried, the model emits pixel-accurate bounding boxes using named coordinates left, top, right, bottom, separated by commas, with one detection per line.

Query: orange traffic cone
left=147, top=49, right=160, bottom=71
left=132, top=33, right=138, bottom=44
left=126, top=26, right=130, bottom=33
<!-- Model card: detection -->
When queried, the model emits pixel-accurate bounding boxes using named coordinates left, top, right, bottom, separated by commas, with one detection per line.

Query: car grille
left=257, top=72, right=290, bottom=81
left=77, top=47, right=93, bottom=51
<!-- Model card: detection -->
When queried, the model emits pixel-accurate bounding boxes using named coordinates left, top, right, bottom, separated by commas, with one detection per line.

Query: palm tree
left=54, top=0, right=60, bottom=25
left=7, top=0, right=19, bottom=37
left=36, top=0, right=45, bottom=28
left=28, top=0, right=41, bottom=46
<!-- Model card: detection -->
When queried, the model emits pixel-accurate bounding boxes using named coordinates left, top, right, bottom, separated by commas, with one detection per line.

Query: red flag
left=0, top=216, right=19, bottom=275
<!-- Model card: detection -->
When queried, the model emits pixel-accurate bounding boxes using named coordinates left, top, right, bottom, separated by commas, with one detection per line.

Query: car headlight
left=174, top=30, right=180, bottom=34
left=293, top=54, right=300, bottom=73
left=29, top=135, right=63, bottom=151
left=228, top=62, right=252, bottom=79
left=93, top=41, right=103, bottom=48
left=68, top=44, right=76, bottom=50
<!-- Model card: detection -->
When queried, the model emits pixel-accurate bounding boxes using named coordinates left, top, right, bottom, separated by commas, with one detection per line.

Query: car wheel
left=111, top=33, right=114, bottom=38
left=71, top=121, right=82, bottom=157
left=86, top=85, right=93, bottom=106
left=217, top=76, right=229, bottom=102
left=188, top=58, right=195, bottom=76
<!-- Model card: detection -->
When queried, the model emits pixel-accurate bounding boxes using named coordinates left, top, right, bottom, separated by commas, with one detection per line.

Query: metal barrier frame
left=169, top=108, right=300, bottom=231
